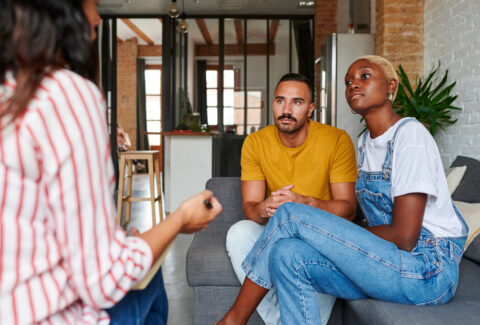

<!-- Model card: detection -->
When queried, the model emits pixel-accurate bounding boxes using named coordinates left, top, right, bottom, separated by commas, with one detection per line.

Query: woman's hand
left=135, top=190, right=222, bottom=261
left=176, top=190, right=222, bottom=233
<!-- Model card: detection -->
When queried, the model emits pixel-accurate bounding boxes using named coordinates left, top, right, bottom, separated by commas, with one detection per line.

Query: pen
left=203, top=199, right=212, bottom=209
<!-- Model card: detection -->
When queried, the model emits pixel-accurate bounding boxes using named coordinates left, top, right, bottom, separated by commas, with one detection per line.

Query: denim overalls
left=356, top=117, right=468, bottom=304
left=241, top=118, right=469, bottom=324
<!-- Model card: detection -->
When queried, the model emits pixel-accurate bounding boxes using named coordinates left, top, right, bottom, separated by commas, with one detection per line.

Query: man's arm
left=267, top=182, right=357, bottom=221
left=242, top=180, right=273, bottom=225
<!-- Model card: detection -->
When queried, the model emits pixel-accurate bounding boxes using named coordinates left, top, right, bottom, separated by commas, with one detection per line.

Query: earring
left=388, top=93, right=393, bottom=102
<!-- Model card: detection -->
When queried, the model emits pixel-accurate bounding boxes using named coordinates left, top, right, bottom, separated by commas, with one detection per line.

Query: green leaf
left=387, top=62, right=460, bottom=135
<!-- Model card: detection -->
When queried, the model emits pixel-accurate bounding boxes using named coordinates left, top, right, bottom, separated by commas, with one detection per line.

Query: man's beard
left=275, top=113, right=308, bottom=134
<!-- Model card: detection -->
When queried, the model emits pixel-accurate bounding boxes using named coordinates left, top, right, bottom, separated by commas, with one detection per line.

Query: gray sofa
left=186, top=172, right=480, bottom=324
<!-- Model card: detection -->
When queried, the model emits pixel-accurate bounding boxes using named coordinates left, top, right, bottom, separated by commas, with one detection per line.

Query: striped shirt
left=0, top=69, right=153, bottom=324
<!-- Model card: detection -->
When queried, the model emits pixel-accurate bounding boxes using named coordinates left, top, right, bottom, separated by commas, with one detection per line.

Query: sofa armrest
left=204, top=177, right=244, bottom=225
left=186, top=177, right=245, bottom=287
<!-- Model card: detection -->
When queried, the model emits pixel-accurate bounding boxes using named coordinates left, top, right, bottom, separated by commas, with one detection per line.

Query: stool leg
left=117, top=155, right=126, bottom=225
left=125, top=159, right=134, bottom=225
left=154, top=155, right=163, bottom=221
left=147, top=156, right=156, bottom=227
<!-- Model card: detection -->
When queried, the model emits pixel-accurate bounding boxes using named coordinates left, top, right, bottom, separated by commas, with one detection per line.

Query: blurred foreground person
left=0, top=1, right=221, bottom=324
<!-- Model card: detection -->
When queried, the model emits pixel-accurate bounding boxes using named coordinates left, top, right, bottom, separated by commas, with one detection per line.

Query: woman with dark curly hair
left=0, top=1, right=221, bottom=324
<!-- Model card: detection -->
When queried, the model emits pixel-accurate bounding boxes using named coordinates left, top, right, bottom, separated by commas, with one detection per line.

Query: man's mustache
left=277, top=114, right=297, bottom=122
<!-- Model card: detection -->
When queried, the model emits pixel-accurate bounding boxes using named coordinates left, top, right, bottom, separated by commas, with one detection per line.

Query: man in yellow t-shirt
left=225, top=73, right=357, bottom=325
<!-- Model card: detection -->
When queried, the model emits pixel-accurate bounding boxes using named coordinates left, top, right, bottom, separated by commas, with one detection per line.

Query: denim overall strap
left=381, top=118, right=417, bottom=181
left=357, top=130, right=369, bottom=169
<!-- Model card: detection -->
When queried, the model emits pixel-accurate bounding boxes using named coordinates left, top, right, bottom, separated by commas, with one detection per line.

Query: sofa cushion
left=204, top=177, right=244, bottom=225
left=186, top=177, right=244, bottom=287
left=446, top=166, right=467, bottom=195
left=464, top=235, right=480, bottom=264
left=450, top=156, right=480, bottom=203
left=343, top=258, right=480, bottom=325
left=186, top=222, right=241, bottom=286
left=454, top=201, right=480, bottom=250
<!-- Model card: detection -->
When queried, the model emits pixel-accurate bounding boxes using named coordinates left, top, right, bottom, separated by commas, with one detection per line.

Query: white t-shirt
left=357, top=118, right=463, bottom=238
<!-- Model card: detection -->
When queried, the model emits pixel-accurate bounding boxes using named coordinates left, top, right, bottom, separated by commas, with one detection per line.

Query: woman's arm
left=367, top=193, right=426, bottom=251
left=138, top=190, right=221, bottom=261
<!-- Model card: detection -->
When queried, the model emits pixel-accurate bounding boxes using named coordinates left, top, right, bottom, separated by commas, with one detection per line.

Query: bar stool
left=117, top=150, right=163, bottom=228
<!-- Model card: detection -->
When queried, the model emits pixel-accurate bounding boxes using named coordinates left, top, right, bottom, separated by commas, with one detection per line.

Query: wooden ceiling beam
left=195, top=43, right=275, bottom=56
left=121, top=18, right=154, bottom=46
left=138, top=45, right=162, bottom=57
left=269, top=20, right=280, bottom=44
left=234, top=19, right=243, bottom=45
left=195, top=18, right=213, bottom=45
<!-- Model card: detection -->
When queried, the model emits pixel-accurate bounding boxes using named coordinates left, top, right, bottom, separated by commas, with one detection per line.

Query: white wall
left=424, top=0, right=480, bottom=167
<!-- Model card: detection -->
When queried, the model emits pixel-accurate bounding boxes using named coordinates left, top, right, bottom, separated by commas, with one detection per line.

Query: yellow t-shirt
left=241, top=119, right=357, bottom=200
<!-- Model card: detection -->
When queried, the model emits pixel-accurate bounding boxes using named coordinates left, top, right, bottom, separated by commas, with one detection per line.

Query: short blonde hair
left=355, top=55, right=399, bottom=100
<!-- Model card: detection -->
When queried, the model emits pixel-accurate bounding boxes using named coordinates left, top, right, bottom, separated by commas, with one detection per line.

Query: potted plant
left=394, top=63, right=461, bottom=136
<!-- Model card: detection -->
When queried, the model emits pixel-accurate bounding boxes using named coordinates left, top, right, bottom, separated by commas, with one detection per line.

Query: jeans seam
left=291, top=214, right=402, bottom=273
left=242, top=217, right=292, bottom=289
left=416, top=281, right=455, bottom=306
left=294, top=261, right=334, bottom=325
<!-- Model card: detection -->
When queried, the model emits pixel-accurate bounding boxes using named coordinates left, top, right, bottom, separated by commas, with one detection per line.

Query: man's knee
left=226, top=220, right=263, bottom=255
left=269, top=238, right=304, bottom=272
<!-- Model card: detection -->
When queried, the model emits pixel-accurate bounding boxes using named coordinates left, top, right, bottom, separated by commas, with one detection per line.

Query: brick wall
left=376, top=0, right=424, bottom=82
left=117, top=38, right=138, bottom=149
left=337, top=0, right=349, bottom=33
left=424, top=0, right=480, bottom=166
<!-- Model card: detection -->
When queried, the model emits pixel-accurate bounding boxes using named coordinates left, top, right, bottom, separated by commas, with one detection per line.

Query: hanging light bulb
left=177, top=13, right=189, bottom=33
left=168, top=0, right=181, bottom=19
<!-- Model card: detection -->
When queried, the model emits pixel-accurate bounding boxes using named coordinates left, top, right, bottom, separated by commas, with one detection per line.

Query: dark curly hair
left=0, top=0, right=94, bottom=123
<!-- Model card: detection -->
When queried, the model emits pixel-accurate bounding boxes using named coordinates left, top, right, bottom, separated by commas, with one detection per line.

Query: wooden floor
left=118, top=173, right=194, bottom=325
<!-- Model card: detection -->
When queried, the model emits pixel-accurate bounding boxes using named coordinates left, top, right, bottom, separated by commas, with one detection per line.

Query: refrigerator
left=319, top=33, right=375, bottom=148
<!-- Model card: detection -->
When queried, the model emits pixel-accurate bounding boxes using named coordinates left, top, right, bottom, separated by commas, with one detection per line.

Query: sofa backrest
left=206, top=177, right=244, bottom=225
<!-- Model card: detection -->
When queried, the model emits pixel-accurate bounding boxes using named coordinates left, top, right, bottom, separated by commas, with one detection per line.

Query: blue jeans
left=105, top=268, right=168, bottom=325
left=227, top=220, right=336, bottom=325
left=242, top=203, right=465, bottom=324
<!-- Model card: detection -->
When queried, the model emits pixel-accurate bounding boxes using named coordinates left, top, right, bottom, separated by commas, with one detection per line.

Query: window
left=234, top=90, right=263, bottom=135
left=145, top=66, right=162, bottom=146
left=206, top=67, right=235, bottom=127
left=206, top=67, right=262, bottom=135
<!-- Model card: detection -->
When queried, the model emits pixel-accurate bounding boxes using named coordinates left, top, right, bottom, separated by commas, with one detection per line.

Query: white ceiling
left=116, top=18, right=294, bottom=48
left=117, top=18, right=163, bottom=44
left=117, top=17, right=299, bottom=48
left=99, top=0, right=314, bottom=16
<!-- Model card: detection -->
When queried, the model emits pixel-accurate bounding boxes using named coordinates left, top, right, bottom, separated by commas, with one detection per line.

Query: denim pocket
left=437, top=238, right=464, bottom=263
left=356, top=188, right=392, bottom=226
left=400, top=245, right=442, bottom=280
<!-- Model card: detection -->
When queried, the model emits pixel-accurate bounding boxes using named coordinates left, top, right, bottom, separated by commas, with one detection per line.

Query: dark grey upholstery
left=332, top=258, right=480, bottom=325
left=186, top=177, right=263, bottom=324
left=451, top=155, right=480, bottom=203
left=186, top=176, right=480, bottom=325
left=450, top=155, right=480, bottom=263
left=464, top=235, right=480, bottom=264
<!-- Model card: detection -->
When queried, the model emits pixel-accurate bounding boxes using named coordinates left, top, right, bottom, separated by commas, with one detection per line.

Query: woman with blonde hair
left=217, top=55, right=468, bottom=324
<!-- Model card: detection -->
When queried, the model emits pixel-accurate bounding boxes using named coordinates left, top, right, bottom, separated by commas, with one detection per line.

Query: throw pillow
left=454, top=201, right=480, bottom=250
left=450, top=156, right=480, bottom=203
left=446, top=166, right=467, bottom=195
left=464, top=235, right=480, bottom=264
